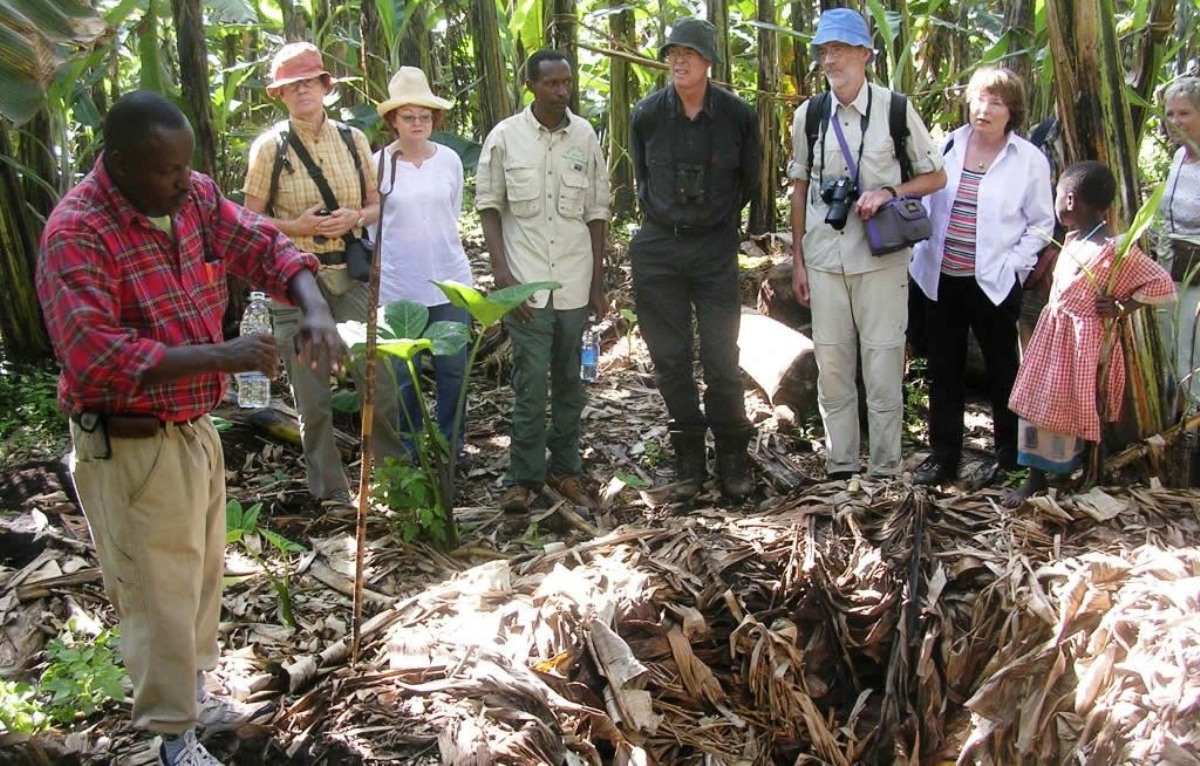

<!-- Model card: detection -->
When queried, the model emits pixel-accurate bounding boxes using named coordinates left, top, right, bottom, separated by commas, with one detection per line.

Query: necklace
left=1081, top=220, right=1106, bottom=242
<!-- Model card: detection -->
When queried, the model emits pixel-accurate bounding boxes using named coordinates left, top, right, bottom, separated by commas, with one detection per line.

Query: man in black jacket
left=629, top=18, right=761, bottom=503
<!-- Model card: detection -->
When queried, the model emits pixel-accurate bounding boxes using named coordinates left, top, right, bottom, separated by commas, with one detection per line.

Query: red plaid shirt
left=37, top=156, right=319, bottom=421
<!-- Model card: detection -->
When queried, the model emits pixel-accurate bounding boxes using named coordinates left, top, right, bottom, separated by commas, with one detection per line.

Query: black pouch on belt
left=103, top=414, right=162, bottom=439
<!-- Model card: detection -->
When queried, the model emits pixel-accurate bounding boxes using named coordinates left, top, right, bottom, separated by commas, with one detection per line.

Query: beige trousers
left=69, top=417, right=224, bottom=734
left=808, top=262, right=909, bottom=476
left=272, top=274, right=403, bottom=499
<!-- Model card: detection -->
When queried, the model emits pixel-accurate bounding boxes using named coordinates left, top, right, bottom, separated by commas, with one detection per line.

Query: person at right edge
left=788, top=8, right=945, bottom=481
left=629, top=18, right=761, bottom=503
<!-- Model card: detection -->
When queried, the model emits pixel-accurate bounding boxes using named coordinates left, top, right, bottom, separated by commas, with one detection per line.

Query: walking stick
left=352, top=148, right=397, bottom=663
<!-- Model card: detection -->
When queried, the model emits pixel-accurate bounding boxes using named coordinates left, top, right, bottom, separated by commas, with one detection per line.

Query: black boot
left=715, top=432, right=753, bottom=502
left=669, top=428, right=707, bottom=501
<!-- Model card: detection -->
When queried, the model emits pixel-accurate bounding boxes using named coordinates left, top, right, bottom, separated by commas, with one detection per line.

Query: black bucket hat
left=659, top=18, right=719, bottom=65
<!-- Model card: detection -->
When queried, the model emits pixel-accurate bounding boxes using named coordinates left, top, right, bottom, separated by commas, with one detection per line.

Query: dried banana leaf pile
left=289, top=483, right=1200, bottom=765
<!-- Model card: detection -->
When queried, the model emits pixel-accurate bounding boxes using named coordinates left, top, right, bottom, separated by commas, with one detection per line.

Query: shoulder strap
left=942, top=136, right=954, bottom=155
left=334, top=121, right=366, bottom=205
left=285, top=124, right=340, bottom=214
left=889, top=91, right=914, bottom=183
left=265, top=130, right=291, bottom=217
left=804, top=91, right=832, bottom=180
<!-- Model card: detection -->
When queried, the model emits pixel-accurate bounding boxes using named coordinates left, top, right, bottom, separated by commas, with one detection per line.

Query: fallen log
left=755, top=259, right=812, bottom=331
left=737, top=307, right=819, bottom=418
left=212, top=402, right=358, bottom=457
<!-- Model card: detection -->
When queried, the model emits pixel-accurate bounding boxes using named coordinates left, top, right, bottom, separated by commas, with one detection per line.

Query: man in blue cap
left=629, top=17, right=761, bottom=504
left=787, top=8, right=945, bottom=481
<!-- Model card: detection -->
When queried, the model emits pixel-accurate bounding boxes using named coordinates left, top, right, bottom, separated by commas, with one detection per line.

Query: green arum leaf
left=425, top=320, right=470, bottom=356
left=378, top=338, right=433, bottom=362
left=434, top=280, right=562, bottom=329
left=331, top=389, right=362, bottom=414
left=260, top=528, right=305, bottom=555
left=434, top=281, right=508, bottom=328
left=381, top=300, right=429, bottom=340
left=619, top=308, right=637, bottom=324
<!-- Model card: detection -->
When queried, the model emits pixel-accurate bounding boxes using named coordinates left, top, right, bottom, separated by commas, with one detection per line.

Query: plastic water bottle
left=237, top=291, right=272, bottom=409
left=580, top=316, right=600, bottom=383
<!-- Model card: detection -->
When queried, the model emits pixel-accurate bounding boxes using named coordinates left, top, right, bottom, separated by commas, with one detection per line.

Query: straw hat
left=266, top=42, right=333, bottom=96
left=376, top=67, right=453, bottom=118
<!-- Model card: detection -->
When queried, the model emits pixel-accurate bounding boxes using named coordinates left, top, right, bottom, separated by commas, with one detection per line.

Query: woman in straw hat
left=374, top=67, right=473, bottom=456
left=243, top=41, right=402, bottom=508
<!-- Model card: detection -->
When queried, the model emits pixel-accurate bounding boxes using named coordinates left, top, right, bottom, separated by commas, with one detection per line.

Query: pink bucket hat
left=266, top=42, right=333, bottom=96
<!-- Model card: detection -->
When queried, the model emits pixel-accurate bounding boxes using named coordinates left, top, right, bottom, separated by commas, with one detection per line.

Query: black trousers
left=924, top=274, right=1022, bottom=469
left=629, top=222, right=751, bottom=437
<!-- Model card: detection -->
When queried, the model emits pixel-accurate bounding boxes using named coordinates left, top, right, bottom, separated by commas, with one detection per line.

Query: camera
left=821, top=177, right=858, bottom=231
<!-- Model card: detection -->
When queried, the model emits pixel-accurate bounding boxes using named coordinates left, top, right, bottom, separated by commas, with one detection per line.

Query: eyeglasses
left=281, top=77, right=324, bottom=95
left=396, top=113, right=434, bottom=125
left=816, top=44, right=853, bottom=62
left=666, top=48, right=702, bottom=63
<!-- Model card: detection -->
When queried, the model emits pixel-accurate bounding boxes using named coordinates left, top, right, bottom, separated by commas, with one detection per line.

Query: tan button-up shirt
left=788, top=81, right=942, bottom=274
left=244, top=117, right=375, bottom=255
left=475, top=107, right=610, bottom=310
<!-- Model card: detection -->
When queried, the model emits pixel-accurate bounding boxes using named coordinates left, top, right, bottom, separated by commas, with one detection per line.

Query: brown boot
left=500, top=484, right=535, bottom=513
left=546, top=474, right=598, bottom=510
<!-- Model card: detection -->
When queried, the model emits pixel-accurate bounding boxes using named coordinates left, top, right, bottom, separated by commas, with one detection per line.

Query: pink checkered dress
left=1008, top=238, right=1175, bottom=442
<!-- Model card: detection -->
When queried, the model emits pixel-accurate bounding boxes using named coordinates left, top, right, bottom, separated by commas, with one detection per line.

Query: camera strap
left=829, top=97, right=869, bottom=191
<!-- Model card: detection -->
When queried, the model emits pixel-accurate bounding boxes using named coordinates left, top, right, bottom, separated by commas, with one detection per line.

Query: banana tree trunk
left=470, top=0, right=510, bottom=136
left=0, top=123, right=52, bottom=363
left=1046, top=0, right=1139, bottom=225
left=544, top=0, right=578, bottom=115
left=1128, top=0, right=1176, bottom=145
left=608, top=0, right=635, bottom=219
left=171, top=0, right=216, bottom=177
left=399, top=2, right=432, bottom=76
left=359, top=0, right=388, bottom=104
left=705, top=0, right=731, bottom=85
left=789, top=0, right=813, bottom=96
left=749, top=0, right=778, bottom=235
left=1002, top=0, right=1034, bottom=87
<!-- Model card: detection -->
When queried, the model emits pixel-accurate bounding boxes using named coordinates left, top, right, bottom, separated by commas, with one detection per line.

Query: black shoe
left=715, top=432, right=753, bottom=502
left=826, top=470, right=857, bottom=481
left=669, top=428, right=707, bottom=501
left=913, top=457, right=957, bottom=486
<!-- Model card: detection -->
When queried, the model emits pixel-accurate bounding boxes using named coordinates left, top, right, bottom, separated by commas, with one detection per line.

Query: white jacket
left=910, top=124, right=1055, bottom=305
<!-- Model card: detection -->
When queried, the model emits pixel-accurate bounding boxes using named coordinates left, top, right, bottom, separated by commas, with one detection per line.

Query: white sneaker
left=197, top=692, right=276, bottom=734
left=156, top=728, right=224, bottom=765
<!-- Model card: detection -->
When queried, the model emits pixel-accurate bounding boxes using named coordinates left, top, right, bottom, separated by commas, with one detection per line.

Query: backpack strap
left=888, top=91, right=914, bottom=183
left=804, top=91, right=832, bottom=181
left=333, top=121, right=366, bottom=206
left=265, top=129, right=292, bottom=217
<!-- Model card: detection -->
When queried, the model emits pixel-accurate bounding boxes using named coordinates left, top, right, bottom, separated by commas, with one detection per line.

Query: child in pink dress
left=1004, top=162, right=1176, bottom=506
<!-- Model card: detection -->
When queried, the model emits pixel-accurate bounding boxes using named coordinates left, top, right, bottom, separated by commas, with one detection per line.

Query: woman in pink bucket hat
left=242, top=41, right=403, bottom=509
left=372, top=67, right=474, bottom=459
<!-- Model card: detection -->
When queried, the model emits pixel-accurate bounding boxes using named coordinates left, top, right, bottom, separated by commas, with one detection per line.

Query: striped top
left=940, top=169, right=984, bottom=275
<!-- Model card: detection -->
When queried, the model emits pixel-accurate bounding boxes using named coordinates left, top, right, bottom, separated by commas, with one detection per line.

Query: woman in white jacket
left=909, top=66, right=1055, bottom=485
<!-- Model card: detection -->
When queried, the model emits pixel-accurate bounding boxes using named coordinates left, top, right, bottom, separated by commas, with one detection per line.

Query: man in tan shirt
left=476, top=49, right=611, bottom=512
left=243, top=42, right=402, bottom=506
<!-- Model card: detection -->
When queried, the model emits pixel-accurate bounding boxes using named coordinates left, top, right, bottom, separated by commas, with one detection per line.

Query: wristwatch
left=882, top=185, right=899, bottom=199
left=355, top=211, right=366, bottom=229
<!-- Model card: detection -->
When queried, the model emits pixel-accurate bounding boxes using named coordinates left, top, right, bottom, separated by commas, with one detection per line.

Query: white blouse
left=374, top=142, right=473, bottom=307
left=910, top=124, right=1056, bottom=306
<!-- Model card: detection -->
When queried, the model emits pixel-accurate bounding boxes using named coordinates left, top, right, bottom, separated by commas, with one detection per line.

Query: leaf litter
left=2, top=248, right=1200, bottom=763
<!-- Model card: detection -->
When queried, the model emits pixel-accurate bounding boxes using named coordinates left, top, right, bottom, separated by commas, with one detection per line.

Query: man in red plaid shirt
left=36, top=91, right=341, bottom=765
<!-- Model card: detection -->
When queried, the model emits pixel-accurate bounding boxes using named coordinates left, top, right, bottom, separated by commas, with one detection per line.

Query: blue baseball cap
left=811, top=8, right=874, bottom=58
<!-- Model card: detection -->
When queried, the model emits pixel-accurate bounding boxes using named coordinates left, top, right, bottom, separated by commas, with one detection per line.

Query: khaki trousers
left=272, top=274, right=403, bottom=499
left=69, top=417, right=224, bottom=734
left=809, top=262, right=908, bottom=476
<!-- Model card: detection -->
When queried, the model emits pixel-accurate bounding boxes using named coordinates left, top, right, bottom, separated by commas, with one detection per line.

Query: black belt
left=646, top=218, right=732, bottom=237
left=71, top=412, right=202, bottom=439
left=316, top=251, right=345, bottom=266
